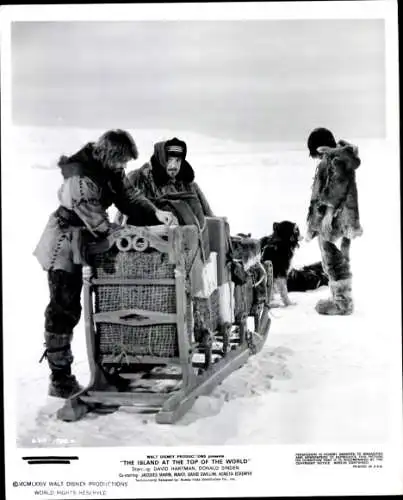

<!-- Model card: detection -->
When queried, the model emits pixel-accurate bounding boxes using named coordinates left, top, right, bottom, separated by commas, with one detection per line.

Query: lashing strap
left=39, top=344, right=71, bottom=363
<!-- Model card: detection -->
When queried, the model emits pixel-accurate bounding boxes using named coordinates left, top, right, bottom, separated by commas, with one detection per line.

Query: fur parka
left=34, top=143, right=157, bottom=272
left=123, top=140, right=214, bottom=225
left=306, top=140, right=363, bottom=242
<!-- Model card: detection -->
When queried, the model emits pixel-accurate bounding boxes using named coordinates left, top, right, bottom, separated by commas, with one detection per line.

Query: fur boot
left=315, top=278, right=354, bottom=315
left=42, top=332, right=83, bottom=398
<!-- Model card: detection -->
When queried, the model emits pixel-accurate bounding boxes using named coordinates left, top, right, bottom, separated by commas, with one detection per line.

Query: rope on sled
left=252, top=262, right=267, bottom=288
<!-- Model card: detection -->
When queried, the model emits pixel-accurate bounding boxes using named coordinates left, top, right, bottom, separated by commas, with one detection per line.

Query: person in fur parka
left=306, top=127, right=363, bottom=316
left=34, top=129, right=175, bottom=398
left=121, top=137, right=214, bottom=226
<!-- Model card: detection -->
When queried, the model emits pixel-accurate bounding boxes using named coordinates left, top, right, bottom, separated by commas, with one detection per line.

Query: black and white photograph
left=1, top=1, right=401, bottom=498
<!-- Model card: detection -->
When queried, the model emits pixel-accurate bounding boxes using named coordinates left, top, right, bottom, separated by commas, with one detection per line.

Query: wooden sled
left=57, top=218, right=273, bottom=424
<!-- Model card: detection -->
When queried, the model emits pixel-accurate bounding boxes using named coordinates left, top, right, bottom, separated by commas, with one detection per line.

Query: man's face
left=107, top=154, right=131, bottom=173
left=166, top=156, right=182, bottom=179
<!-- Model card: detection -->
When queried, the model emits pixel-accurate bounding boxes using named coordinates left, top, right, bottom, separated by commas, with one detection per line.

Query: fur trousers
left=317, top=236, right=353, bottom=315
left=43, top=268, right=83, bottom=397
left=318, top=236, right=352, bottom=282
left=45, top=267, right=83, bottom=334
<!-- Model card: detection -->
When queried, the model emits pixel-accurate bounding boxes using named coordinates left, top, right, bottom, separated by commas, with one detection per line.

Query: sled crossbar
left=92, top=278, right=176, bottom=286
left=93, top=308, right=177, bottom=327
left=81, top=391, right=170, bottom=407
left=101, top=355, right=181, bottom=365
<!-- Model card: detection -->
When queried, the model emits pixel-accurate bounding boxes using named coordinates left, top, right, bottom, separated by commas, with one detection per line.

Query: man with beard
left=121, top=137, right=214, bottom=226
left=34, top=129, right=175, bottom=398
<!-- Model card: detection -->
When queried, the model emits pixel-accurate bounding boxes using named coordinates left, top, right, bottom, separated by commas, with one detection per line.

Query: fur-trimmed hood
left=57, top=142, right=126, bottom=195
left=150, top=139, right=195, bottom=186
left=317, top=141, right=361, bottom=171
left=125, top=142, right=214, bottom=218
left=57, top=143, right=103, bottom=180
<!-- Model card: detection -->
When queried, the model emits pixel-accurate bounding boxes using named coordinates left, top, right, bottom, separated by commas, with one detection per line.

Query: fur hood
left=57, top=143, right=125, bottom=193
left=150, top=140, right=195, bottom=186
left=317, top=141, right=361, bottom=171
left=57, top=143, right=102, bottom=180
left=307, top=141, right=362, bottom=241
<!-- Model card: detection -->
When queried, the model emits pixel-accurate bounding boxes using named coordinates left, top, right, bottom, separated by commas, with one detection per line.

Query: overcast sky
left=11, top=19, right=385, bottom=142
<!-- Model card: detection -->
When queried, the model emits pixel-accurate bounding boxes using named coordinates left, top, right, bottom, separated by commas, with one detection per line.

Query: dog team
left=33, top=127, right=362, bottom=398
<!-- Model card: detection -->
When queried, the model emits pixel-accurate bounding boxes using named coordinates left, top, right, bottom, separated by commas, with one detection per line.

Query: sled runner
left=57, top=218, right=273, bottom=424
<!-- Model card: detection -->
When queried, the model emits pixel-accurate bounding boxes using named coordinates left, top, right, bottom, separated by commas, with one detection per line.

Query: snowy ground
left=2, top=126, right=401, bottom=448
